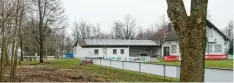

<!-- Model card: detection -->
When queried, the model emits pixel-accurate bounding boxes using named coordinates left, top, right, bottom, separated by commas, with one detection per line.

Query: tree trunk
left=0, top=18, right=5, bottom=82
left=38, top=0, right=44, bottom=63
left=12, top=42, right=18, bottom=82
left=166, top=0, right=208, bottom=82
left=10, top=41, right=15, bottom=81
left=39, top=38, right=44, bottom=63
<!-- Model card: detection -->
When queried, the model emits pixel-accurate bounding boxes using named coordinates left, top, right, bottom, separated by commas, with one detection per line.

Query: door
left=103, top=48, right=107, bottom=57
left=163, top=47, right=170, bottom=56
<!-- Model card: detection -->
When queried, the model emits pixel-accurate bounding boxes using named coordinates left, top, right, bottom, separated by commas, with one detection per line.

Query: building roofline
left=206, top=20, right=230, bottom=41
left=161, top=19, right=230, bottom=41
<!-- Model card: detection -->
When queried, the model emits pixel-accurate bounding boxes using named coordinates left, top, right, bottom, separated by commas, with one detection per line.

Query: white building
left=73, top=20, right=230, bottom=58
left=73, top=39, right=161, bottom=58
left=150, top=20, right=230, bottom=57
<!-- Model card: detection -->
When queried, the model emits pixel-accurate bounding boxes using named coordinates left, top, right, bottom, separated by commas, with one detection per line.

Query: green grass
left=154, top=58, right=233, bottom=69
left=20, top=59, right=178, bottom=82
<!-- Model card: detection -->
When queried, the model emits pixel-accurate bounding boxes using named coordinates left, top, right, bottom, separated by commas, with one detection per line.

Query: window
left=113, top=49, right=117, bottom=55
left=171, top=45, right=177, bottom=53
left=120, top=49, right=124, bottom=54
left=215, top=45, right=222, bottom=52
left=206, top=44, right=213, bottom=53
left=94, top=49, right=99, bottom=55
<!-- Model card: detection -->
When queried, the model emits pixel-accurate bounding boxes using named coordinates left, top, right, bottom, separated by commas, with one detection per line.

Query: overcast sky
left=61, top=0, right=233, bottom=34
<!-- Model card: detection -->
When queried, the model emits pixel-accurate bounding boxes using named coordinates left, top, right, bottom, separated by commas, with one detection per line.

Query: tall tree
left=226, top=21, right=233, bottom=54
left=64, top=37, right=72, bottom=53
left=28, top=0, right=66, bottom=63
left=72, top=20, right=102, bottom=40
left=112, top=15, right=137, bottom=40
left=226, top=21, right=233, bottom=40
left=166, top=0, right=208, bottom=82
left=0, top=0, right=25, bottom=81
left=155, top=15, right=169, bottom=30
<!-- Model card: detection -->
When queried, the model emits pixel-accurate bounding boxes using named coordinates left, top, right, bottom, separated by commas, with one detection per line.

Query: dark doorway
left=163, top=47, right=170, bottom=56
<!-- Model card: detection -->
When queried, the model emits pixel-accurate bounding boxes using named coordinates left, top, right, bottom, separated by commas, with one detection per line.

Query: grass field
left=154, top=58, right=233, bottom=69
left=20, top=59, right=178, bottom=82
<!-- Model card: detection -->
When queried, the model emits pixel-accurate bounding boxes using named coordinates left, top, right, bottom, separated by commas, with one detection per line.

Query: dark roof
left=73, top=38, right=87, bottom=47
left=149, top=28, right=168, bottom=40
left=149, top=19, right=230, bottom=42
left=73, top=41, right=78, bottom=47
left=148, top=28, right=168, bottom=45
left=165, top=28, right=178, bottom=41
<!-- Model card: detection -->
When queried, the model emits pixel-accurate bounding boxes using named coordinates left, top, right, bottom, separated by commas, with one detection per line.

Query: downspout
left=128, top=46, right=130, bottom=57
left=150, top=47, right=152, bottom=62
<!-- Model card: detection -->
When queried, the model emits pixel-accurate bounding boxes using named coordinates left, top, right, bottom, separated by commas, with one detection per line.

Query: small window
left=215, top=45, right=222, bottom=52
left=206, top=44, right=213, bottom=53
left=113, top=49, right=117, bottom=55
left=120, top=49, right=124, bottom=54
left=94, top=49, right=99, bottom=55
left=171, top=45, right=177, bottom=53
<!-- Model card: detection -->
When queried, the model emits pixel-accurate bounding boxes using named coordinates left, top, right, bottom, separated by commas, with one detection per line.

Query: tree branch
left=166, top=0, right=188, bottom=39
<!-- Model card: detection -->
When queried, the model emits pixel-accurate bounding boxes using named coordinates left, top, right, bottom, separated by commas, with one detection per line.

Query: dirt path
left=16, top=65, right=107, bottom=82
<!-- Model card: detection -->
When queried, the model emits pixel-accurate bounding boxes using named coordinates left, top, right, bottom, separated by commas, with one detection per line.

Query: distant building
left=73, top=20, right=230, bottom=58
left=73, top=39, right=161, bottom=58
left=149, top=20, right=230, bottom=57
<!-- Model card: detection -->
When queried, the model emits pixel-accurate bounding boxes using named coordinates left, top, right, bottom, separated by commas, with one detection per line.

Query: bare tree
left=226, top=21, right=233, bottom=40
left=154, top=15, right=169, bottom=30
left=0, top=0, right=25, bottom=81
left=91, top=24, right=101, bottom=39
left=112, top=21, right=124, bottom=39
left=112, top=15, right=137, bottom=40
left=223, top=21, right=233, bottom=54
left=64, top=37, right=72, bottom=53
left=166, top=0, right=208, bottom=82
left=135, top=26, right=144, bottom=40
left=72, top=20, right=102, bottom=40
left=27, top=0, right=67, bottom=63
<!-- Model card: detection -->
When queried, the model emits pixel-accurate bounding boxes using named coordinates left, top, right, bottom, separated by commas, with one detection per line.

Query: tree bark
left=39, top=37, right=44, bottom=63
left=0, top=11, right=5, bottom=82
left=38, top=0, right=44, bottom=63
left=166, top=0, right=208, bottom=82
left=10, top=41, right=15, bottom=81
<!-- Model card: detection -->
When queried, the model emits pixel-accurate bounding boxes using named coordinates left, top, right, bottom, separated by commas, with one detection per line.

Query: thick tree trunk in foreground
left=166, top=0, right=208, bottom=82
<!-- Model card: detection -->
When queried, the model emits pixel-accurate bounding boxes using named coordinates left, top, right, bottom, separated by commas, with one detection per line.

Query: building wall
left=206, top=26, right=229, bottom=55
left=73, top=47, right=76, bottom=56
left=106, top=47, right=129, bottom=57
left=74, top=44, right=161, bottom=58
left=162, top=41, right=180, bottom=56
left=74, top=44, right=130, bottom=58
left=75, top=47, right=104, bottom=58
left=161, top=26, right=229, bottom=56
left=152, top=47, right=161, bottom=57
left=129, top=47, right=152, bottom=56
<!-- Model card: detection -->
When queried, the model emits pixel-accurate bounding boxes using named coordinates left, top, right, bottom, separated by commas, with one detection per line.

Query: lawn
left=154, top=58, right=233, bottom=69
left=19, top=59, right=178, bottom=82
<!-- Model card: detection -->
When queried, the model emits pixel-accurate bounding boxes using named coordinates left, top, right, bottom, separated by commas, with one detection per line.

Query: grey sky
left=61, top=0, right=233, bottom=34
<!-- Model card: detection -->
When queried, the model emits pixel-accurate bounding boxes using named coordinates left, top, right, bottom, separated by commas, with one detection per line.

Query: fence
left=23, top=56, right=55, bottom=61
left=228, top=55, right=233, bottom=59
left=93, top=59, right=233, bottom=82
left=104, top=56, right=151, bottom=62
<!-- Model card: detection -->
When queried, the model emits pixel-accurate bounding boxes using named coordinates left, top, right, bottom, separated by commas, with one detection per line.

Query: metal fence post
left=100, top=59, right=101, bottom=65
left=110, top=60, right=112, bottom=68
left=139, top=62, right=141, bottom=72
left=122, top=61, right=124, bottom=69
left=163, top=64, right=166, bottom=79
